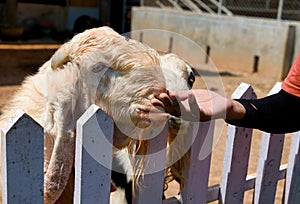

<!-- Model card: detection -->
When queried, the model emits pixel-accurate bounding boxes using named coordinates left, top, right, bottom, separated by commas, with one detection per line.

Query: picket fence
left=1, top=82, right=300, bottom=204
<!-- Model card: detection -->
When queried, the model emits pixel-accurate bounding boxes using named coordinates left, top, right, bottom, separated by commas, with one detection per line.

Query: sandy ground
left=0, top=46, right=290, bottom=203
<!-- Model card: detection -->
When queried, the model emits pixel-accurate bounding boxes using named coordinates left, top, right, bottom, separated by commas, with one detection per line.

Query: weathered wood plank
left=219, top=82, right=256, bottom=204
left=163, top=163, right=287, bottom=203
left=206, top=164, right=287, bottom=203
left=132, top=123, right=169, bottom=204
left=2, top=80, right=295, bottom=204
left=254, top=82, right=284, bottom=204
left=207, top=184, right=220, bottom=202
left=284, top=131, right=300, bottom=204
left=1, top=110, right=44, bottom=204
left=254, top=133, right=284, bottom=203
left=74, top=105, right=114, bottom=204
left=181, top=121, right=215, bottom=204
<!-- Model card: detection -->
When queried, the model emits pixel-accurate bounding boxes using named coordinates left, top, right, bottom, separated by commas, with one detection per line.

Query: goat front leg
left=44, top=129, right=75, bottom=204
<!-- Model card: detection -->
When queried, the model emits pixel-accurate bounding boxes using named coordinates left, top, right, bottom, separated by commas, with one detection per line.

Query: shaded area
left=193, top=68, right=240, bottom=77
left=0, top=49, right=56, bottom=85
left=0, top=0, right=66, bottom=6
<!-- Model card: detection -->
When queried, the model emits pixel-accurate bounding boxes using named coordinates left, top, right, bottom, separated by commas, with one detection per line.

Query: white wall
left=131, top=7, right=300, bottom=80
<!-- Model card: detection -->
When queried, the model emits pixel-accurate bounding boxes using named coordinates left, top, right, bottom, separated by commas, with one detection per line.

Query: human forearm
left=152, top=89, right=300, bottom=134
left=226, top=90, right=300, bottom=134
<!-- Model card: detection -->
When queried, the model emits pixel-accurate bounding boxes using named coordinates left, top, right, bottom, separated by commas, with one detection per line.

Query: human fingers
left=150, top=97, right=166, bottom=109
left=159, top=92, right=181, bottom=117
left=150, top=89, right=171, bottom=108
left=168, top=92, right=182, bottom=117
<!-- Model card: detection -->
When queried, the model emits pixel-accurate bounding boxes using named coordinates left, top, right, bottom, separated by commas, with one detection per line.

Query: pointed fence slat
left=132, top=123, right=169, bottom=204
left=1, top=110, right=44, bottom=204
left=254, top=133, right=284, bottom=204
left=254, top=82, right=284, bottom=204
left=181, top=121, right=215, bottom=204
left=74, top=105, right=114, bottom=204
left=285, top=131, right=300, bottom=203
left=2, top=81, right=300, bottom=204
left=219, top=82, right=257, bottom=204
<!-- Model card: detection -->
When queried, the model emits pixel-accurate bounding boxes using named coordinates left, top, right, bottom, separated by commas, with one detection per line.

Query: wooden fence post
left=180, top=121, right=215, bottom=204
left=1, top=110, right=44, bottom=204
left=3, top=81, right=299, bottom=204
left=219, top=82, right=256, bottom=204
left=132, top=122, right=169, bottom=204
left=254, top=82, right=285, bottom=204
left=74, top=105, right=114, bottom=204
left=284, top=130, right=300, bottom=203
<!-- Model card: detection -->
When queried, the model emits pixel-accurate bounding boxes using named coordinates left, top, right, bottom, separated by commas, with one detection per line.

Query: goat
left=0, top=26, right=195, bottom=203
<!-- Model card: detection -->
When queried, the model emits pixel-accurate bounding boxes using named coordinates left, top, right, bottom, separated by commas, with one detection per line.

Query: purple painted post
left=284, top=131, right=300, bottom=202
left=132, top=123, right=169, bottom=204
left=1, top=111, right=44, bottom=204
left=74, top=105, right=114, bottom=204
left=254, top=82, right=284, bottom=204
left=219, top=82, right=256, bottom=204
left=181, top=121, right=215, bottom=204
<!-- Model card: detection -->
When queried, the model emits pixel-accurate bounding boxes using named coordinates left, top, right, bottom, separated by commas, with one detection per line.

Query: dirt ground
left=0, top=45, right=290, bottom=203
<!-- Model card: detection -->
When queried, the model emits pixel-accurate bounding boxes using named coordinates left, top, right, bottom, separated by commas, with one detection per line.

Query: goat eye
left=92, top=63, right=111, bottom=73
left=92, top=67, right=102, bottom=73
left=188, top=72, right=195, bottom=88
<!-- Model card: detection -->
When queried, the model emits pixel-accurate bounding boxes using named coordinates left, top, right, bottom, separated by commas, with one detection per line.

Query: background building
left=0, top=0, right=140, bottom=42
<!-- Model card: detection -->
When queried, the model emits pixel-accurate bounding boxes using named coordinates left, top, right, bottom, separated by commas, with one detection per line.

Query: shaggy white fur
left=110, top=52, right=195, bottom=204
left=0, top=26, right=195, bottom=204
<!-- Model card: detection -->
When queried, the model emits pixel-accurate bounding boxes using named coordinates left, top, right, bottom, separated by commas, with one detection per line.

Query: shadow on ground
left=0, top=49, right=56, bottom=85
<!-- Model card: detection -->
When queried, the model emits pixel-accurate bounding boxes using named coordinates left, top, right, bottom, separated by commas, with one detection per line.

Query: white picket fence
left=1, top=82, right=300, bottom=204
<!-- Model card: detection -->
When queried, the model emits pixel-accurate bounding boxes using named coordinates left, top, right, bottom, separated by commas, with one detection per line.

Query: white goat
left=0, top=27, right=195, bottom=203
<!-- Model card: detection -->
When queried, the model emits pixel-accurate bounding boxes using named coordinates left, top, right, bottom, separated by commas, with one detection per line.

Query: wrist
left=226, top=99, right=246, bottom=121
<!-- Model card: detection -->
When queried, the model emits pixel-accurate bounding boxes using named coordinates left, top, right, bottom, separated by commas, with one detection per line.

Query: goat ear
left=51, top=43, right=70, bottom=69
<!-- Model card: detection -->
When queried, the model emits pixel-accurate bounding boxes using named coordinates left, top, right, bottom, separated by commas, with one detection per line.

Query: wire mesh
left=142, top=0, right=300, bottom=21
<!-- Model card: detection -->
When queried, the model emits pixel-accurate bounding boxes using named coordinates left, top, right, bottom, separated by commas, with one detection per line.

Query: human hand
left=151, top=89, right=243, bottom=122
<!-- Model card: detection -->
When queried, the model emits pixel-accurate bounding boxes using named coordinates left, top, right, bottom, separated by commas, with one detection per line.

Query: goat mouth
left=112, top=104, right=169, bottom=146
left=131, top=104, right=169, bottom=128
